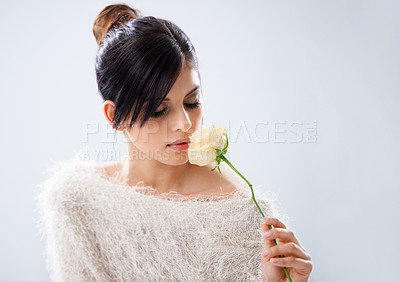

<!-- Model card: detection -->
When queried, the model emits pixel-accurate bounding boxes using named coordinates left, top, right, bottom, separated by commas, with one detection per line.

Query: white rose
left=188, top=123, right=228, bottom=166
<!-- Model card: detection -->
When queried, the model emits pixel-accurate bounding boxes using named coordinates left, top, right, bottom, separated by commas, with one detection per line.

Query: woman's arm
left=35, top=170, right=110, bottom=281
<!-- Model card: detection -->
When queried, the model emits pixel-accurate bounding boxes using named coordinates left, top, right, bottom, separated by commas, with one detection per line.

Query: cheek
left=192, top=107, right=204, bottom=126
left=134, top=122, right=166, bottom=149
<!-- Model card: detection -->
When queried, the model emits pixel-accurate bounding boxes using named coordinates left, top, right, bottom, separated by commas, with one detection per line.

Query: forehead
left=164, top=65, right=200, bottom=100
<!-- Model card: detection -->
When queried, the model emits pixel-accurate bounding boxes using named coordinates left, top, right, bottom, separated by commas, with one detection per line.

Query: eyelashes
left=152, top=108, right=167, bottom=118
left=152, top=101, right=201, bottom=118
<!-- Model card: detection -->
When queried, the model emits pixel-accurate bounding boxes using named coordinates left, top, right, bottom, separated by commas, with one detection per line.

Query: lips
left=168, top=138, right=191, bottom=146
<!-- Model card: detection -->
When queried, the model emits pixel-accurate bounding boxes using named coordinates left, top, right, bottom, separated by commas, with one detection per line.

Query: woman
left=35, top=3, right=312, bottom=281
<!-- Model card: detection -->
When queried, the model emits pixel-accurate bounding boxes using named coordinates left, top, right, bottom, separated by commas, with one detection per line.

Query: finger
left=263, top=217, right=287, bottom=229
left=261, top=216, right=289, bottom=250
left=261, top=226, right=300, bottom=246
left=260, top=221, right=276, bottom=249
left=270, top=256, right=313, bottom=273
left=261, top=242, right=311, bottom=261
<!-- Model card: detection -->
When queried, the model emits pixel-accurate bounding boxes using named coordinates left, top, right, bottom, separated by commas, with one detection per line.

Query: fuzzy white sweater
left=34, top=153, right=285, bottom=281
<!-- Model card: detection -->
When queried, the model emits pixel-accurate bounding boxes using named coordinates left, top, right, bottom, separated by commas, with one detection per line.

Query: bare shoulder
left=192, top=162, right=248, bottom=197
left=97, top=160, right=125, bottom=179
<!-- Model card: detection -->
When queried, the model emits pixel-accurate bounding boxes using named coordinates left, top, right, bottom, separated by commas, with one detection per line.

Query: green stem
left=219, top=154, right=292, bottom=282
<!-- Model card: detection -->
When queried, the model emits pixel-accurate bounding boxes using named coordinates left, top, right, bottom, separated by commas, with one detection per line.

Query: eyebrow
left=163, top=86, right=200, bottom=101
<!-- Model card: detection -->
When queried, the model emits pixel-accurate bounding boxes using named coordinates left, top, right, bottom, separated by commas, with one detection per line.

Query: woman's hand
left=260, top=217, right=313, bottom=282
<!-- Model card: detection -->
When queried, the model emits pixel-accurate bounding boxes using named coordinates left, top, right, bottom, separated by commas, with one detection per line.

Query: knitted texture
left=34, top=153, right=285, bottom=281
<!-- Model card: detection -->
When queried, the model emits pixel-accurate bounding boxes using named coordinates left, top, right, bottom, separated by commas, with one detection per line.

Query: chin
left=163, top=154, right=189, bottom=166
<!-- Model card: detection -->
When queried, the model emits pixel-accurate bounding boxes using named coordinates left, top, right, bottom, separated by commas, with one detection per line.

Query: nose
left=172, top=106, right=192, bottom=132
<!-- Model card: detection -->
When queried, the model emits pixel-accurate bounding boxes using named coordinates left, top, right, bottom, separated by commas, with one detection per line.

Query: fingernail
left=264, top=216, right=272, bottom=222
left=261, top=249, right=270, bottom=256
left=271, top=258, right=278, bottom=263
left=263, top=231, right=271, bottom=238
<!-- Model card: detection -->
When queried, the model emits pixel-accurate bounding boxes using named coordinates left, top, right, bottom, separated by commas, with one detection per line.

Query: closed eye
left=152, top=107, right=167, bottom=118
left=152, top=101, right=201, bottom=118
left=184, top=101, right=201, bottom=109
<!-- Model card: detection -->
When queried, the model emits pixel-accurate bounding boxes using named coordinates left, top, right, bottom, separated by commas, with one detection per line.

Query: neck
left=121, top=149, right=193, bottom=195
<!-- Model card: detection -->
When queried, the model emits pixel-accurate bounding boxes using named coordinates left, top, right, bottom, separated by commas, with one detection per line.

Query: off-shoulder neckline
left=80, top=159, right=251, bottom=203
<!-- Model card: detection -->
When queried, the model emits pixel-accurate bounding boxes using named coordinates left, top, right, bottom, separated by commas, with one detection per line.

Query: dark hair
left=93, top=3, right=201, bottom=130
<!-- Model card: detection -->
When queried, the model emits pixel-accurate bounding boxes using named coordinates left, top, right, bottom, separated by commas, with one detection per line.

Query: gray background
left=1, top=0, right=399, bottom=281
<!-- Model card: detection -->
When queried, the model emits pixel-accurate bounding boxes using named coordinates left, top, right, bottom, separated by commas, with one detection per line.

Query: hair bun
left=93, top=4, right=142, bottom=47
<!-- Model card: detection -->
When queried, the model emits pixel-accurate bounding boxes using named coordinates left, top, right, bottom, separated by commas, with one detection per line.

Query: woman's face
left=123, top=64, right=204, bottom=166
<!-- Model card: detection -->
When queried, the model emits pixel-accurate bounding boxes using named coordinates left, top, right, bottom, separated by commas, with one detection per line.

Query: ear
left=103, top=100, right=121, bottom=130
